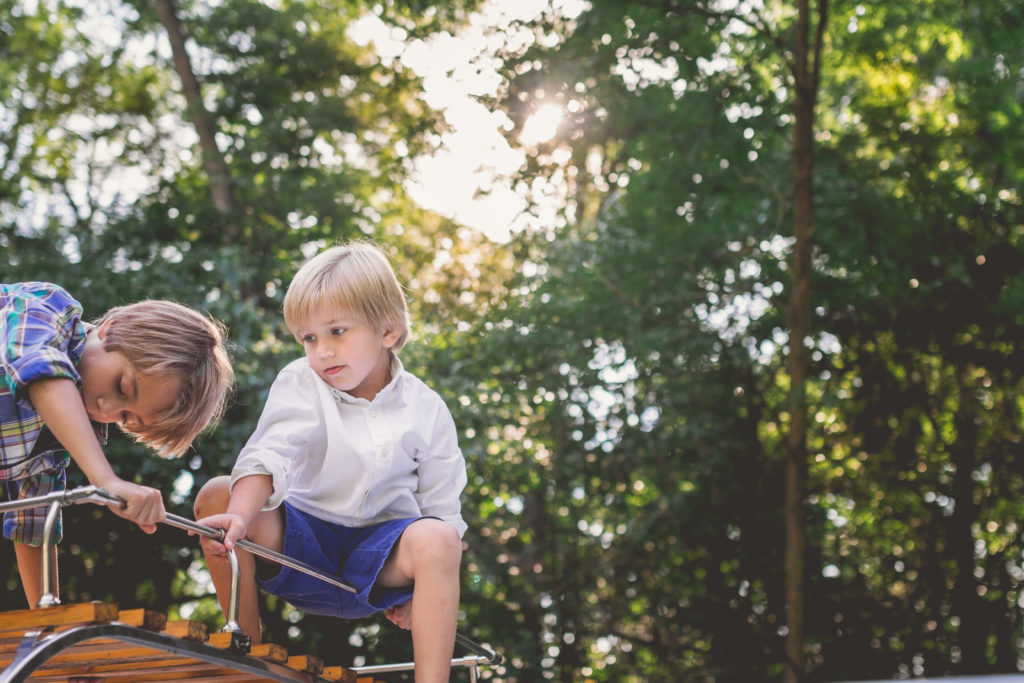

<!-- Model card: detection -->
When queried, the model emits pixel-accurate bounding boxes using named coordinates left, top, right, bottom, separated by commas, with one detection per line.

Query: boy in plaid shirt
left=1, top=281, right=234, bottom=608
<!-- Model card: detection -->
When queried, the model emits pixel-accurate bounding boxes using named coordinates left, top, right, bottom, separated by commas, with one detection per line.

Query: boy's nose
left=95, top=396, right=122, bottom=422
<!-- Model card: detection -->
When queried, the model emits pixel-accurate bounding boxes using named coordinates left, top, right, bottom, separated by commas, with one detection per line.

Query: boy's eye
left=116, top=377, right=126, bottom=395
left=301, top=334, right=316, bottom=344
left=331, top=327, right=346, bottom=336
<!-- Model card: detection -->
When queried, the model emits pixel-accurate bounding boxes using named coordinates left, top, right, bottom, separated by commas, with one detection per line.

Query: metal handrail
left=8, top=485, right=503, bottom=675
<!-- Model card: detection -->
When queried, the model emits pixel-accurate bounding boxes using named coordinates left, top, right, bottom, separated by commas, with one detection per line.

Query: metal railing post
left=37, top=500, right=62, bottom=608
left=223, top=548, right=243, bottom=634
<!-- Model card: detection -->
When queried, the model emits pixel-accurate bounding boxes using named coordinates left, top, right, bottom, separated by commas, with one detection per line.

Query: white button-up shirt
left=230, top=356, right=467, bottom=537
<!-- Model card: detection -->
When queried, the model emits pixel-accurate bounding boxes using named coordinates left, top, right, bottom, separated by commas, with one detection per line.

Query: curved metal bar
left=0, top=484, right=120, bottom=514
left=163, top=512, right=358, bottom=594
left=37, top=501, right=61, bottom=608
left=352, top=654, right=492, bottom=676
left=0, top=622, right=321, bottom=683
left=222, top=547, right=243, bottom=633
left=456, top=632, right=504, bottom=665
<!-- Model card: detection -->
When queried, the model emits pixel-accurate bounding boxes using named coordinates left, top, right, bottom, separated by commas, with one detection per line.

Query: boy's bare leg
left=378, top=519, right=462, bottom=683
left=193, top=476, right=263, bottom=642
left=14, top=542, right=57, bottom=608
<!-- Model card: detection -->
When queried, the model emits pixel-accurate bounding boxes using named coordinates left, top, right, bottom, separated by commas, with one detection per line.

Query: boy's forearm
left=27, top=377, right=118, bottom=486
left=226, top=474, right=274, bottom=525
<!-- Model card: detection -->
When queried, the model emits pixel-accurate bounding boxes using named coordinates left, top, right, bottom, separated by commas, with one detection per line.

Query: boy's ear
left=95, top=317, right=116, bottom=340
left=381, top=326, right=401, bottom=349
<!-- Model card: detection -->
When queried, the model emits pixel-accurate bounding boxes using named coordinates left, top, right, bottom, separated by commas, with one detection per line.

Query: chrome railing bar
left=37, top=501, right=62, bottom=608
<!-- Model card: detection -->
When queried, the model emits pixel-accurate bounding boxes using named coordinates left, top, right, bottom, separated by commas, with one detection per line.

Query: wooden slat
left=54, top=669, right=274, bottom=682
left=0, top=637, right=162, bottom=662
left=19, top=658, right=242, bottom=682
left=116, top=609, right=166, bottom=632
left=1, top=643, right=180, bottom=670
left=207, top=631, right=251, bottom=653
left=286, top=653, right=323, bottom=674
left=250, top=642, right=288, bottom=663
left=20, top=654, right=212, bottom=677
left=161, top=619, right=208, bottom=642
left=0, top=602, right=118, bottom=635
left=321, top=665, right=357, bottom=683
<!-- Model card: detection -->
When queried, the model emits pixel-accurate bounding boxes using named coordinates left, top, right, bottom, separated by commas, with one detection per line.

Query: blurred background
left=2, top=0, right=1023, bottom=681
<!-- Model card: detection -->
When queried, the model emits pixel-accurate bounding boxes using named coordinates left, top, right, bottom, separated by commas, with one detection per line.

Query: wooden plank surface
left=116, top=609, right=166, bottom=632
left=16, top=659, right=247, bottom=682
left=320, top=666, right=356, bottom=683
left=0, top=603, right=360, bottom=683
left=286, top=654, right=323, bottom=674
left=162, top=619, right=208, bottom=642
left=0, top=602, right=118, bottom=635
left=249, top=642, right=288, bottom=663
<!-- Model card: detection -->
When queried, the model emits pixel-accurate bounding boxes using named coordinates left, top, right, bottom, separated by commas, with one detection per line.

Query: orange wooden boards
left=0, top=603, right=365, bottom=683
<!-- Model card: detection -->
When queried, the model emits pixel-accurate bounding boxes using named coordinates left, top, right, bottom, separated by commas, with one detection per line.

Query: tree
left=479, top=1, right=804, bottom=678
left=784, top=1, right=827, bottom=679
left=481, top=0, right=1024, bottom=680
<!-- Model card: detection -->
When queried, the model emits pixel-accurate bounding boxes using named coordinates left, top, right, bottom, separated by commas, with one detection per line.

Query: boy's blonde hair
left=95, top=300, right=234, bottom=458
left=283, top=241, right=410, bottom=351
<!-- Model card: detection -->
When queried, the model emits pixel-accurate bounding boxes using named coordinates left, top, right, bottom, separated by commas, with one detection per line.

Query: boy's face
left=78, top=319, right=180, bottom=428
left=294, top=307, right=399, bottom=401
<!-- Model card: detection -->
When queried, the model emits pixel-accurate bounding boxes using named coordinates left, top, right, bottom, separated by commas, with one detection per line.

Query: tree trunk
left=784, top=1, right=826, bottom=681
left=949, top=370, right=985, bottom=673
left=152, top=0, right=237, bottom=219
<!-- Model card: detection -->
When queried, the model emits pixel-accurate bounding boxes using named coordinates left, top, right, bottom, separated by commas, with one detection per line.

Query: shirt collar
left=329, top=353, right=405, bottom=406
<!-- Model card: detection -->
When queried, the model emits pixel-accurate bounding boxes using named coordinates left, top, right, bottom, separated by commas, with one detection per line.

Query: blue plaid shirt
left=1, top=282, right=92, bottom=481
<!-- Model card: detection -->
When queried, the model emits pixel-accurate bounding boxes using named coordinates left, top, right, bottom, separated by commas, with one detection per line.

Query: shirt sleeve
left=414, top=397, right=468, bottom=537
left=230, top=362, right=328, bottom=511
left=1, top=284, right=84, bottom=405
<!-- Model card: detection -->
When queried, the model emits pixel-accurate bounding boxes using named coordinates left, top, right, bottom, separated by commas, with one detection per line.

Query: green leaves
left=478, top=0, right=1024, bottom=680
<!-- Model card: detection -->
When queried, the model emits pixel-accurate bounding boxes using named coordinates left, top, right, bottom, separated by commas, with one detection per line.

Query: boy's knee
left=193, top=475, right=231, bottom=517
left=411, top=519, right=462, bottom=567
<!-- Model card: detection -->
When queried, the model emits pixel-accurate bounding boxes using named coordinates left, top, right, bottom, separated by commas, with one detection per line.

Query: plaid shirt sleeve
left=1, top=282, right=86, bottom=407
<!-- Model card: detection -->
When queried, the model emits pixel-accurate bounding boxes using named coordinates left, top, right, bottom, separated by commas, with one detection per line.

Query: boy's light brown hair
left=95, top=300, right=234, bottom=458
left=283, top=241, right=411, bottom=351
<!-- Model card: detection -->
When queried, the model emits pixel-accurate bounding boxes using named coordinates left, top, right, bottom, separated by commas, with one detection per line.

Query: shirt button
left=369, top=408, right=377, bottom=417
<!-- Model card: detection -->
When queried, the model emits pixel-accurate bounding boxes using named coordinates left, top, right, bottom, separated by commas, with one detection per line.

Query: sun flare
left=520, top=104, right=563, bottom=145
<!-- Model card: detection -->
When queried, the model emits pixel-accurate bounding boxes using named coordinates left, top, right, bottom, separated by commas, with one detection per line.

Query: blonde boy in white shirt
left=194, top=242, right=467, bottom=683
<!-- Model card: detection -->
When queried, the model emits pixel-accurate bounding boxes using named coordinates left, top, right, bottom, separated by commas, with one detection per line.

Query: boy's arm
left=415, top=404, right=469, bottom=537
left=27, top=377, right=165, bottom=532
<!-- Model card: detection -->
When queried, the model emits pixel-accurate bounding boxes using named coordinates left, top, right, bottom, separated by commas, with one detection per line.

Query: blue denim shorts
left=258, top=500, right=419, bottom=619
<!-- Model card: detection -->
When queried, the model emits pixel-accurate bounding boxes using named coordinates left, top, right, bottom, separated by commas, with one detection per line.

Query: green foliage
left=479, top=0, right=1024, bottom=680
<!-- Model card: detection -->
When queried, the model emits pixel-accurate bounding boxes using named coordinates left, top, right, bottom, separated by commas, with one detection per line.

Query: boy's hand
left=385, top=602, right=412, bottom=630
left=102, top=479, right=165, bottom=534
left=193, top=513, right=248, bottom=555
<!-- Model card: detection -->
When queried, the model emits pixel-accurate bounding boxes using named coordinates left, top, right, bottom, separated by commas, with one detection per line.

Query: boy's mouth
left=324, top=365, right=344, bottom=376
